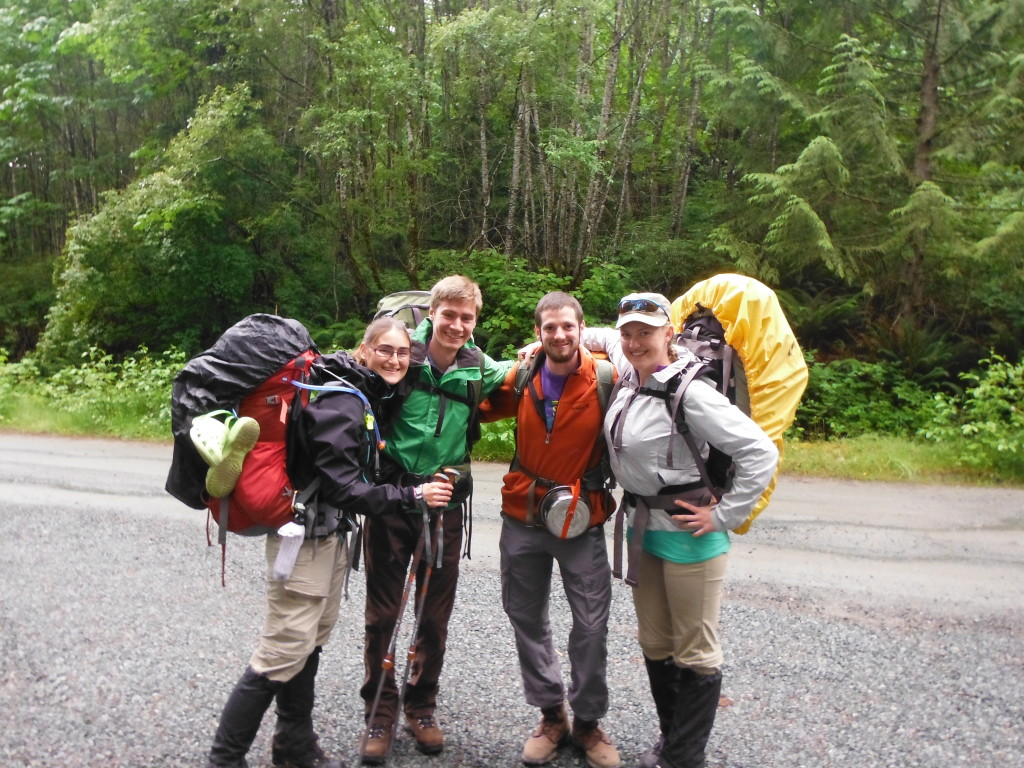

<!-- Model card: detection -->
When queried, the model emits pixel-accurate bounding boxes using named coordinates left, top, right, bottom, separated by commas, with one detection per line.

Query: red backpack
left=167, top=314, right=321, bottom=584
left=205, top=350, right=318, bottom=537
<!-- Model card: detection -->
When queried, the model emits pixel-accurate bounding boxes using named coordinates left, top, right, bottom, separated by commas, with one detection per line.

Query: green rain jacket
left=383, top=318, right=513, bottom=484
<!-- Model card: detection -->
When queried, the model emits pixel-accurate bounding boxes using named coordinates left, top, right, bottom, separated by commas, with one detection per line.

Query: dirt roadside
left=3, top=432, right=1022, bottom=620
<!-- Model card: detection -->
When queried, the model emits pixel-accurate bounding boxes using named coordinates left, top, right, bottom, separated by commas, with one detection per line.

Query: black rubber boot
left=271, top=647, right=344, bottom=768
left=639, top=656, right=681, bottom=768
left=208, top=667, right=282, bottom=768
left=657, top=668, right=722, bottom=768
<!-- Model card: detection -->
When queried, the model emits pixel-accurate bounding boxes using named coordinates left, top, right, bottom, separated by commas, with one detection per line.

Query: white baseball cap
left=615, top=292, right=672, bottom=329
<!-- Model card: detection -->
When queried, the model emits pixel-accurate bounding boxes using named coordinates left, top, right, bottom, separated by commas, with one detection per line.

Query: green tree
left=37, top=85, right=298, bottom=361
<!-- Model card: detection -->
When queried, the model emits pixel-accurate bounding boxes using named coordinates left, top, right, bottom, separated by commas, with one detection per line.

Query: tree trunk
left=504, top=70, right=527, bottom=254
left=574, top=0, right=625, bottom=272
left=902, top=0, right=943, bottom=321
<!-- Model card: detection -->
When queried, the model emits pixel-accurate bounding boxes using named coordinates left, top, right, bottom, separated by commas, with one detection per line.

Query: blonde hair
left=354, top=317, right=410, bottom=366
left=430, top=275, right=483, bottom=314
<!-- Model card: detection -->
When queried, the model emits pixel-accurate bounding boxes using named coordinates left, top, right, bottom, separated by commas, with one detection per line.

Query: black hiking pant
left=360, top=505, right=463, bottom=723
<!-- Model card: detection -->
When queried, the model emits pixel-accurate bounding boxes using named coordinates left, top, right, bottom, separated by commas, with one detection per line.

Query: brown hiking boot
left=571, top=720, right=621, bottom=768
left=521, top=705, right=568, bottom=766
left=359, top=721, right=392, bottom=766
left=404, top=713, right=444, bottom=755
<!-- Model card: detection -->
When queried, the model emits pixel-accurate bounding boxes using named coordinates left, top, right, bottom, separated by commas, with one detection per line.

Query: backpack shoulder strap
left=464, top=348, right=487, bottom=451
left=594, top=358, right=615, bottom=415
left=512, top=352, right=546, bottom=424
left=665, top=359, right=717, bottom=489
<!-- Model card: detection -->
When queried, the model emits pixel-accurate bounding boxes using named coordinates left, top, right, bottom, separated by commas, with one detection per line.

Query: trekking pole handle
left=434, top=467, right=461, bottom=484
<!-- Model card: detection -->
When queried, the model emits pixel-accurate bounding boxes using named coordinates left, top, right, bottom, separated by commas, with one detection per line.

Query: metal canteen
left=538, top=486, right=590, bottom=539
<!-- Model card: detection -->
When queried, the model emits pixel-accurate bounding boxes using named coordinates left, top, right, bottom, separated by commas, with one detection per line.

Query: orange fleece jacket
left=480, top=349, right=615, bottom=527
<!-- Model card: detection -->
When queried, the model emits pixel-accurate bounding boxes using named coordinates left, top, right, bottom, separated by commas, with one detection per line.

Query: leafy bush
left=792, top=357, right=941, bottom=439
left=921, top=354, right=1024, bottom=477
left=416, top=249, right=629, bottom=357
left=0, top=346, right=186, bottom=440
left=473, top=420, right=516, bottom=463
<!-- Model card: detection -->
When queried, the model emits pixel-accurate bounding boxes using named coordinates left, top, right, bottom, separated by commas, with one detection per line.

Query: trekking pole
left=389, top=468, right=460, bottom=757
left=359, top=515, right=429, bottom=756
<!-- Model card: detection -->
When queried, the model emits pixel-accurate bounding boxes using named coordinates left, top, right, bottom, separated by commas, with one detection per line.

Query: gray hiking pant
left=499, top=517, right=612, bottom=722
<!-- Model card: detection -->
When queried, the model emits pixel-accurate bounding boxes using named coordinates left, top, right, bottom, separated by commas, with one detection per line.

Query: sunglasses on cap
left=617, top=298, right=670, bottom=318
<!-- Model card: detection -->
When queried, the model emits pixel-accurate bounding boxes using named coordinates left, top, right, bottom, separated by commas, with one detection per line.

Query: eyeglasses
left=370, top=344, right=411, bottom=360
left=618, top=298, right=669, bottom=318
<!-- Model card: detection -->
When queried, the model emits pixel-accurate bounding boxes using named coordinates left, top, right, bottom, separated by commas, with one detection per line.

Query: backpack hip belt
left=508, top=454, right=608, bottom=530
left=613, top=484, right=713, bottom=587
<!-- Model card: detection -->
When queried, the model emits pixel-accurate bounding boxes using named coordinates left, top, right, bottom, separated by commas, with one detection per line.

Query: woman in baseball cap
left=603, top=289, right=778, bottom=768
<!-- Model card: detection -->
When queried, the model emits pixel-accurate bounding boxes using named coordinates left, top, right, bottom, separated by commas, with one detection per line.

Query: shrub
left=416, top=249, right=629, bottom=357
left=792, top=357, right=941, bottom=440
left=0, top=346, right=186, bottom=440
left=921, top=354, right=1024, bottom=477
left=473, top=419, right=515, bottom=463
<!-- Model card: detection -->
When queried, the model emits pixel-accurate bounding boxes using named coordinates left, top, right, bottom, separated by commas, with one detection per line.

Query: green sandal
left=205, top=414, right=261, bottom=498
left=189, top=410, right=233, bottom=467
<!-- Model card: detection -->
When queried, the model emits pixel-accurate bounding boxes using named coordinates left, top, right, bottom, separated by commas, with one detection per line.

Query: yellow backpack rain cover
left=671, top=273, right=808, bottom=533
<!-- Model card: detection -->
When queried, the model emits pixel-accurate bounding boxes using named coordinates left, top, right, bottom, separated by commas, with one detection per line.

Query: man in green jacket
left=359, top=275, right=513, bottom=764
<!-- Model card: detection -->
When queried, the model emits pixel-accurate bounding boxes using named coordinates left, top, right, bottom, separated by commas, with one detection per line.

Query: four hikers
left=180, top=277, right=788, bottom=768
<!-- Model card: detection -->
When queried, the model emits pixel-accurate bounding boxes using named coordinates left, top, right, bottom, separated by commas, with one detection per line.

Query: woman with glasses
left=584, top=292, right=778, bottom=768
left=207, top=316, right=453, bottom=768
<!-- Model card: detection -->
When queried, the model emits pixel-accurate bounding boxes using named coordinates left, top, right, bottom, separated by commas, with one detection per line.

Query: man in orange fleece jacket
left=480, top=291, right=621, bottom=768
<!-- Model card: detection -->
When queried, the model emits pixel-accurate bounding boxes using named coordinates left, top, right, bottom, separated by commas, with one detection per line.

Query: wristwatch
left=413, top=485, right=424, bottom=502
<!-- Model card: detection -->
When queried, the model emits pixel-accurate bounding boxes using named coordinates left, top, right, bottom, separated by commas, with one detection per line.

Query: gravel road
left=1, top=433, right=1022, bottom=768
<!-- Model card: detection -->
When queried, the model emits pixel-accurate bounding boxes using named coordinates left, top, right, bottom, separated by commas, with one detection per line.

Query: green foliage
left=782, top=285, right=863, bottom=357
left=3, top=0, right=1024, bottom=379
left=416, top=249, right=566, bottom=356
left=414, top=249, right=630, bottom=357
left=618, top=213, right=730, bottom=297
left=37, top=85, right=295, bottom=363
left=473, top=420, right=515, bottom=463
left=576, top=257, right=630, bottom=325
left=0, top=345, right=186, bottom=439
left=793, top=357, right=942, bottom=440
left=922, top=354, right=1024, bottom=477
left=311, top=317, right=369, bottom=354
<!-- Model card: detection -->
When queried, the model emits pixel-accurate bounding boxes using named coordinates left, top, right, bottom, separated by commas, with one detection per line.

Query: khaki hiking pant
left=249, top=533, right=348, bottom=683
left=633, top=550, right=727, bottom=674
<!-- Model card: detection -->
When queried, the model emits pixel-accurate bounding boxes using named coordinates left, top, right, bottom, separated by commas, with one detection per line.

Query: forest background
left=1, top=0, right=1023, bottom=481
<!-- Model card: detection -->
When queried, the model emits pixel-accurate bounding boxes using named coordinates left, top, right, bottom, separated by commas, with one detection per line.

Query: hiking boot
left=638, top=735, right=664, bottom=768
left=404, top=713, right=444, bottom=755
left=359, top=721, right=392, bottom=766
left=206, top=415, right=260, bottom=497
left=272, top=734, right=344, bottom=768
left=521, top=705, right=568, bottom=766
left=571, top=720, right=621, bottom=768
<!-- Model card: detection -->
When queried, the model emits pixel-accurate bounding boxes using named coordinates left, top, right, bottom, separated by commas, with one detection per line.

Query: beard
left=543, top=341, right=578, bottom=365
